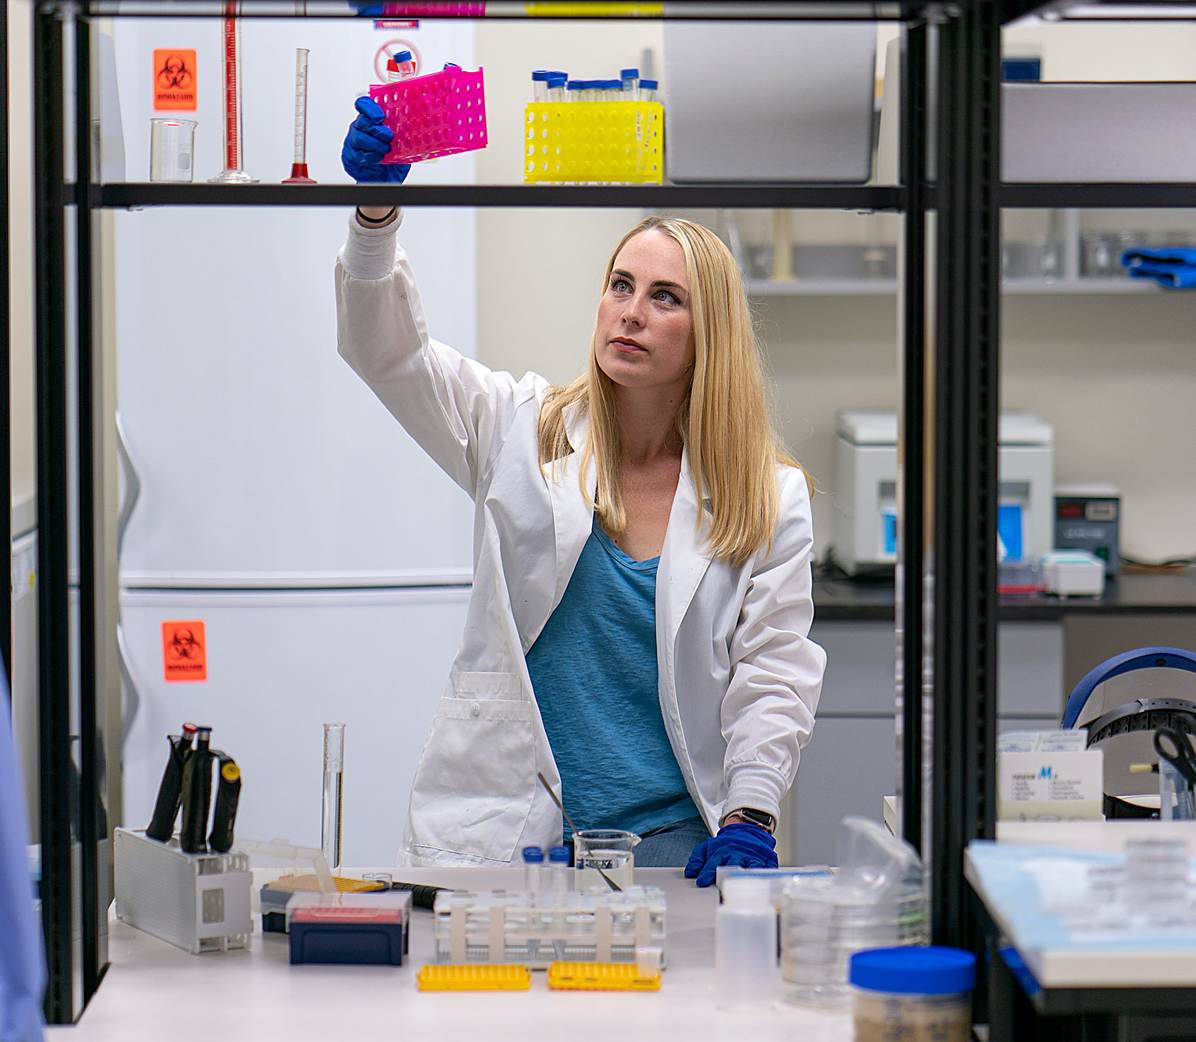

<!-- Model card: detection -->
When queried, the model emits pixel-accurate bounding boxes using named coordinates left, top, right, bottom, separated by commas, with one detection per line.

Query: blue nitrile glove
left=1121, top=246, right=1196, bottom=270
left=1128, top=267, right=1196, bottom=289
left=684, top=822, right=778, bottom=888
left=341, top=96, right=410, bottom=184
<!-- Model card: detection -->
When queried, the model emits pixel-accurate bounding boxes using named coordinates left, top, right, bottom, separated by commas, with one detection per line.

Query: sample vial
left=639, top=78, right=658, bottom=102
left=602, top=79, right=621, bottom=102
left=621, top=67, right=639, bottom=93
left=532, top=69, right=551, bottom=102
left=567, top=79, right=584, bottom=102
left=549, top=845, right=571, bottom=900
left=850, top=946, right=976, bottom=1042
left=321, top=723, right=346, bottom=870
left=522, top=845, right=544, bottom=901
left=387, top=49, right=417, bottom=82
left=547, top=75, right=567, bottom=103
left=716, top=878, right=779, bottom=1010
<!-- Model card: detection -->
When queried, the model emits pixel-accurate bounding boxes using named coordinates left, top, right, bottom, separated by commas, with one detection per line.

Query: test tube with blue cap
left=547, top=75, right=567, bottom=103
left=386, top=49, right=417, bottom=82
left=621, top=67, right=639, bottom=94
left=639, top=78, right=658, bottom=102
left=566, top=79, right=584, bottom=102
left=531, top=69, right=551, bottom=102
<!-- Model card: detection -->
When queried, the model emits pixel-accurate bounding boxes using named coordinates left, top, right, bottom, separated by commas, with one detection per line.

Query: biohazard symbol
left=162, top=619, right=208, bottom=681
left=153, top=49, right=198, bottom=112
left=156, top=54, right=194, bottom=92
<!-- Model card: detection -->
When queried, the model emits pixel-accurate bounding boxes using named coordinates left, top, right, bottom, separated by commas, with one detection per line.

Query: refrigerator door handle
left=115, top=410, right=141, bottom=558
left=118, top=619, right=141, bottom=751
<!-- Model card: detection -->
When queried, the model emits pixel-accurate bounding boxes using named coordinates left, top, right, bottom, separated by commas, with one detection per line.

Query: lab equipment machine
left=833, top=410, right=1054, bottom=574
left=1054, top=484, right=1121, bottom=575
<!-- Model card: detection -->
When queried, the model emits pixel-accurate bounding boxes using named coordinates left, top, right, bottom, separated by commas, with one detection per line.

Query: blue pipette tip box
left=287, top=891, right=412, bottom=965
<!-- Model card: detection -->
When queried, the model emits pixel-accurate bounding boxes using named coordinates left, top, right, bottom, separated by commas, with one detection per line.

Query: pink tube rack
left=368, top=68, right=487, bottom=165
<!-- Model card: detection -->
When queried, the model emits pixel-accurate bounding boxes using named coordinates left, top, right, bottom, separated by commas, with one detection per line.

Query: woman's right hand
left=341, top=96, right=411, bottom=191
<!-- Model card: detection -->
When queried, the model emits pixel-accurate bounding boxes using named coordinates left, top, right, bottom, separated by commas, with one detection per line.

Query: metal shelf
left=999, top=183, right=1196, bottom=209
left=95, top=182, right=908, bottom=211
left=745, top=276, right=1160, bottom=296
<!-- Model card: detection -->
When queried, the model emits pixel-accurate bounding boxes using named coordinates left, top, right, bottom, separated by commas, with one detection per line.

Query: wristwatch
left=725, top=807, right=777, bottom=834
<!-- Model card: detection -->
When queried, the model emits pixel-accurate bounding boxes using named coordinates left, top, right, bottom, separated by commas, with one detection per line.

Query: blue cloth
left=341, top=97, right=411, bottom=184
left=1121, top=247, right=1196, bottom=288
left=0, top=666, right=45, bottom=1042
left=685, top=823, right=779, bottom=888
left=526, top=516, right=699, bottom=837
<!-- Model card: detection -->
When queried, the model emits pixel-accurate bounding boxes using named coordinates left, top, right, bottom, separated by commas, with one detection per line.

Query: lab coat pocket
left=408, top=679, right=535, bottom=863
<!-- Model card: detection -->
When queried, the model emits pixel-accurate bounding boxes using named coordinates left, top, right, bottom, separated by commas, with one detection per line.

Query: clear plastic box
left=432, top=886, right=666, bottom=969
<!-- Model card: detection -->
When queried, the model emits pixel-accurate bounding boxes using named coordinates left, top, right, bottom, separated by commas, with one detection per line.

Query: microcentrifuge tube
left=321, top=723, right=345, bottom=870
left=283, top=48, right=316, bottom=184
left=209, top=5, right=258, bottom=184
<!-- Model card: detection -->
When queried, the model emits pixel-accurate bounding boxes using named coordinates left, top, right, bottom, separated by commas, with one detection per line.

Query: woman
left=337, top=102, right=825, bottom=884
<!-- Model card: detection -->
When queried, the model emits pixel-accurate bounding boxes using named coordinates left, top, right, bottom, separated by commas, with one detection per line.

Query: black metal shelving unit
left=32, top=0, right=1144, bottom=1028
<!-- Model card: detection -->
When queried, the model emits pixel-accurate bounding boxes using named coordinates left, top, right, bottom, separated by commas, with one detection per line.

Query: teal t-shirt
left=525, top=515, right=699, bottom=836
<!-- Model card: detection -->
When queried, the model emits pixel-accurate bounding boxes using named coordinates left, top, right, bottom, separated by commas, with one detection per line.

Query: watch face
left=740, top=808, right=775, bottom=830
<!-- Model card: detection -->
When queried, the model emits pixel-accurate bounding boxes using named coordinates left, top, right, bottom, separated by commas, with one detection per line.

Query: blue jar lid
left=393, top=49, right=413, bottom=62
left=621, top=67, right=639, bottom=78
left=521, top=845, right=545, bottom=863
left=549, top=845, right=570, bottom=863
left=850, top=947, right=976, bottom=996
left=567, top=80, right=584, bottom=91
left=640, top=79, right=658, bottom=90
left=532, top=70, right=552, bottom=81
left=547, top=76, right=567, bottom=88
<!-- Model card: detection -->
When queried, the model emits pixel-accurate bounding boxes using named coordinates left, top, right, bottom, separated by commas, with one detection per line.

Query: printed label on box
left=998, top=749, right=1103, bottom=822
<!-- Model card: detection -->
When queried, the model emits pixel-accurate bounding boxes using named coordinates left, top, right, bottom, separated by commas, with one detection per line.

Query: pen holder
left=524, top=101, right=664, bottom=184
left=368, top=67, right=488, bottom=165
left=114, top=827, right=252, bottom=954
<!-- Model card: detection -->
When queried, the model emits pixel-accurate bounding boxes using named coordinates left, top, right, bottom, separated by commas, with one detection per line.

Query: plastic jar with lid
left=849, top=946, right=976, bottom=1042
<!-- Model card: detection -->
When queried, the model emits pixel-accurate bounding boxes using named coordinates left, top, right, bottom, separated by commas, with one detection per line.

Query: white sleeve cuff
left=339, top=208, right=404, bottom=281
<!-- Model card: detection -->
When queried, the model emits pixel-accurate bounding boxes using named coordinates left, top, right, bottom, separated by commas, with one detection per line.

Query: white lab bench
left=47, top=867, right=853, bottom=1042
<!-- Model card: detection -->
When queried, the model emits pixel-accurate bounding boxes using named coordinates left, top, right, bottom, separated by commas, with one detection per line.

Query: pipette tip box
left=287, top=891, right=412, bottom=965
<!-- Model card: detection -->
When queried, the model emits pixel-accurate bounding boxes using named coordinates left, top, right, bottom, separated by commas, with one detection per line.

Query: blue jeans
left=633, top=817, right=712, bottom=868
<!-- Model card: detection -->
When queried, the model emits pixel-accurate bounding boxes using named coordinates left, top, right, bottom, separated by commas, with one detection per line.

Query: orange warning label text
left=153, top=49, right=198, bottom=111
left=162, top=620, right=207, bottom=682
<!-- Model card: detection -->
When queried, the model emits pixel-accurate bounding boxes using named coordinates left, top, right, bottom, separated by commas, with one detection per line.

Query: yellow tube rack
left=547, top=961, right=662, bottom=991
left=524, top=102, right=664, bottom=184
left=417, top=964, right=532, bottom=991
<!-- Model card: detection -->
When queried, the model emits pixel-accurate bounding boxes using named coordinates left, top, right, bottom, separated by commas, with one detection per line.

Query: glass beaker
left=149, top=118, right=197, bottom=182
left=573, top=829, right=639, bottom=890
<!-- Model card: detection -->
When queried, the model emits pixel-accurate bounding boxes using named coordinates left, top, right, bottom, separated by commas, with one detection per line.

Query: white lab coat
left=335, top=213, right=826, bottom=866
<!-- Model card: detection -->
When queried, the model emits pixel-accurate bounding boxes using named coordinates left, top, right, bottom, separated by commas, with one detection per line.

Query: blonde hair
left=538, top=216, right=800, bottom=567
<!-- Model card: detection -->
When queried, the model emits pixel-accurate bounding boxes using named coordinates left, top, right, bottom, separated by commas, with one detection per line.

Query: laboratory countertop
left=49, top=867, right=853, bottom=1042
left=813, top=568, right=1196, bottom=622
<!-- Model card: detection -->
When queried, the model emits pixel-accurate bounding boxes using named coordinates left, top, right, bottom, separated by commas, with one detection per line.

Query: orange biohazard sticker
left=153, top=49, right=198, bottom=111
left=162, top=620, right=207, bottom=682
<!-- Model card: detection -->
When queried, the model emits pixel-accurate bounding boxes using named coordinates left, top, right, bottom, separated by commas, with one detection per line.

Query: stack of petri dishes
left=779, top=816, right=929, bottom=1009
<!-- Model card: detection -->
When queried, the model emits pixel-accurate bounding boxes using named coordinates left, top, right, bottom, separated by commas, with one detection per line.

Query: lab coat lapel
left=659, top=445, right=712, bottom=652
left=545, top=401, right=596, bottom=617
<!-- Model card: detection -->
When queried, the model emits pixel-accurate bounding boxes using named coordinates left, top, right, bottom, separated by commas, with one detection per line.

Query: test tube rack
left=114, top=827, right=252, bottom=955
left=432, top=886, right=666, bottom=969
left=524, top=101, right=665, bottom=184
left=368, top=67, right=488, bottom=166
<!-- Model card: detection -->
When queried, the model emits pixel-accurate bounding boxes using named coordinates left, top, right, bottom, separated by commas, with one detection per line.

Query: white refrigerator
left=111, top=18, right=477, bottom=866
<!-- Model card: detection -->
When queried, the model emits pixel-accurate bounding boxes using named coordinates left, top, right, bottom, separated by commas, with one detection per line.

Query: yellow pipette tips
left=547, top=961, right=661, bottom=991
left=417, top=965, right=532, bottom=992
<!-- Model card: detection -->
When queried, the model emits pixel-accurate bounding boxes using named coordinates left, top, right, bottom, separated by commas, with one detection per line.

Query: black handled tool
left=179, top=726, right=214, bottom=853
left=207, top=754, right=242, bottom=853
left=145, top=723, right=198, bottom=843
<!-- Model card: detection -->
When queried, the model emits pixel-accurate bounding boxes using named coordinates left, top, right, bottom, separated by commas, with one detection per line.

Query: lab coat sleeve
left=334, top=211, right=545, bottom=498
left=720, top=468, right=826, bottom=820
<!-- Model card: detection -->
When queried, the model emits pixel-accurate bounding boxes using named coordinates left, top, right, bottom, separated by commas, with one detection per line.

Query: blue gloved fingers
left=696, top=851, right=734, bottom=888
left=684, top=837, right=710, bottom=879
left=354, top=95, right=387, bottom=122
left=342, top=96, right=410, bottom=183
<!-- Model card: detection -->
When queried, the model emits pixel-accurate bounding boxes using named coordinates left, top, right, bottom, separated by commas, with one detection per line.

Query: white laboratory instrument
left=833, top=410, right=1054, bottom=574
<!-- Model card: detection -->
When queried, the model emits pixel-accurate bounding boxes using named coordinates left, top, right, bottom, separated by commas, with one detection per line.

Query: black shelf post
left=929, top=0, right=1002, bottom=950
left=33, top=0, right=79, bottom=1023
